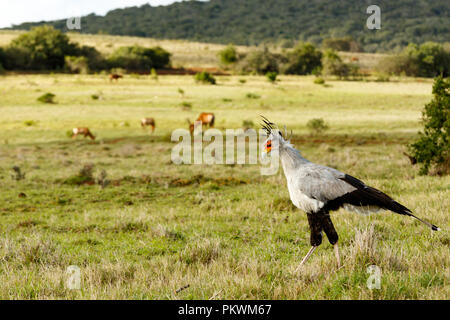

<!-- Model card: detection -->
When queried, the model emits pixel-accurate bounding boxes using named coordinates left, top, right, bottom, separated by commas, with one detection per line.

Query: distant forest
left=9, top=0, right=450, bottom=52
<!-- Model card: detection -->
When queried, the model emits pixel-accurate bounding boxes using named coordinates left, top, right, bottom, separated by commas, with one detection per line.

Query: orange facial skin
left=265, top=140, right=272, bottom=153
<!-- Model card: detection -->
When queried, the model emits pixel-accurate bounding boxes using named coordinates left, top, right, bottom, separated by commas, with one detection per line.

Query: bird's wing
left=294, top=164, right=411, bottom=214
left=294, top=164, right=356, bottom=203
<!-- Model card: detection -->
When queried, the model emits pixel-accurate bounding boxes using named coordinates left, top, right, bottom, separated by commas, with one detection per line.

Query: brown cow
left=196, top=112, right=215, bottom=127
left=109, top=74, right=123, bottom=82
left=141, top=118, right=155, bottom=133
left=72, top=127, right=95, bottom=140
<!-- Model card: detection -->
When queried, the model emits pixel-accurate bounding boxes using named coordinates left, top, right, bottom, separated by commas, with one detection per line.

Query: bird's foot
left=295, top=246, right=317, bottom=272
left=334, top=243, right=341, bottom=268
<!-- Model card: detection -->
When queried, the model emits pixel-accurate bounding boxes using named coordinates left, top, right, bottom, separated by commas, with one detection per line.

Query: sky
left=0, top=0, right=183, bottom=28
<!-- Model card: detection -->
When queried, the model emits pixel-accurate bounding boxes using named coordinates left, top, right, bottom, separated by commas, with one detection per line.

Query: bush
left=63, top=164, right=95, bottom=186
left=65, top=56, right=89, bottom=74
left=322, top=49, right=359, bottom=79
left=219, top=44, right=238, bottom=65
left=314, top=77, right=325, bottom=85
left=150, top=68, right=158, bottom=80
left=321, top=49, right=349, bottom=78
left=24, top=120, right=37, bottom=126
left=306, top=118, right=329, bottom=135
left=246, top=93, right=260, bottom=99
left=282, top=43, right=322, bottom=75
left=5, top=26, right=79, bottom=70
left=237, top=48, right=283, bottom=74
left=77, top=45, right=107, bottom=71
left=266, top=71, right=278, bottom=83
left=409, top=76, right=449, bottom=175
left=380, top=42, right=450, bottom=77
left=194, top=71, right=216, bottom=85
left=37, top=93, right=55, bottom=104
left=108, top=45, right=171, bottom=71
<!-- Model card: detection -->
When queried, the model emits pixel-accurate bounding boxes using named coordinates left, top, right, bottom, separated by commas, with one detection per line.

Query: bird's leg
left=296, top=213, right=323, bottom=272
left=295, top=246, right=317, bottom=272
left=320, top=212, right=340, bottom=268
left=334, top=242, right=341, bottom=268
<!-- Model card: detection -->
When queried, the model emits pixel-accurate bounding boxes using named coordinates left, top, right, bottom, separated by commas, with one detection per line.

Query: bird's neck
left=279, top=142, right=309, bottom=175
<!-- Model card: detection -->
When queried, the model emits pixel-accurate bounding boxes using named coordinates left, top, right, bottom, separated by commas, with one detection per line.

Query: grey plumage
left=262, top=118, right=440, bottom=269
left=262, top=119, right=439, bottom=240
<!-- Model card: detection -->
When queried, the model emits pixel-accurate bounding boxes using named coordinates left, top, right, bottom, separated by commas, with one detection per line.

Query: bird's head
left=261, top=116, right=291, bottom=156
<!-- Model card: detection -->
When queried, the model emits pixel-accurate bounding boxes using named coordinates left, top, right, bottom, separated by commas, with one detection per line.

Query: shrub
left=64, top=164, right=95, bottom=185
left=77, top=45, right=107, bottom=71
left=306, top=118, right=329, bottom=135
left=194, top=71, right=216, bottom=84
left=409, top=76, right=449, bottom=175
left=108, top=45, right=171, bottom=71
left=266, top=71, right=278, bottom=83
left=237, top=48, right=283, bottom=74
left=65, top=56, right=89, bottom=74
left=181, top=101, right=192, bottom=110
left=219, top=44, right=238, bottom=65
left=322, top=49, right=359, bottom=79
left=24, top=120, right=37, bottom=126
left=5, top=26, right=79, bottom=70
left=282, top=43, right=322, bottom=75
left=246, top=93, right=260, bottom=99
left=11, top=166, right=25, bottom=181
left=150, top=68, right=158, bottom=81
left=37, top=93, right=55, bottom=104
left=379, top=42, right=450, bottom=77
left=314, top=77, right=325, bottom=85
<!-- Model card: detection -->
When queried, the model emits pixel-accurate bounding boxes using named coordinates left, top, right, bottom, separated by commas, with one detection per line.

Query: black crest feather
left=260, top=115, right=277, bottom=135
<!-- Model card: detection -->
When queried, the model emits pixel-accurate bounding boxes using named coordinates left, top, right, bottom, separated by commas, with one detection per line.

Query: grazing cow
left=72, top=127, right=95, bottom=140
left=141, top=118, right=156, bottom=133
left=196, top=112, right=215, bottom=127
left=109, top=74, right=123, bottom=82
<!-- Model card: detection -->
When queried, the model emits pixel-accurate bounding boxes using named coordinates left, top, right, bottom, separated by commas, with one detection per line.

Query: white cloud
left=0, top=0, right=183, bottom=28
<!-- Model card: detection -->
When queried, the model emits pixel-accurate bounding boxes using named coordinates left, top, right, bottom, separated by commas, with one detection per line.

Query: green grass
left=0, top=74, right=448, bottom=299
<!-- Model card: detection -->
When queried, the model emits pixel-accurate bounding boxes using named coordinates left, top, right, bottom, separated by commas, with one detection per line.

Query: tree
left=409, top=76, right=449, bottom=175
left=108, top=45, right=171, bottom=71
left=219, top=44, right=238, bottom=65
left=7, top=25, right=79, bottom=70
left=237, top=48, right=283, bottom=74
left=380, top=42, right=450, bottom=77
left=65, top=56, right=89, bottom=74
left=282, top=43, right=322, bottom=75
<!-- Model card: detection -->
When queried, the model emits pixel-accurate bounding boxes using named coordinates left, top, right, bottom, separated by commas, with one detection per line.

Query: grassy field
left=0, top=73, right=448, bottom=299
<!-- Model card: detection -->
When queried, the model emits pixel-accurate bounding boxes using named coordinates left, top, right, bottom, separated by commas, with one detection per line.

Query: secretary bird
left=261, top=117, right=439, bottom=270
